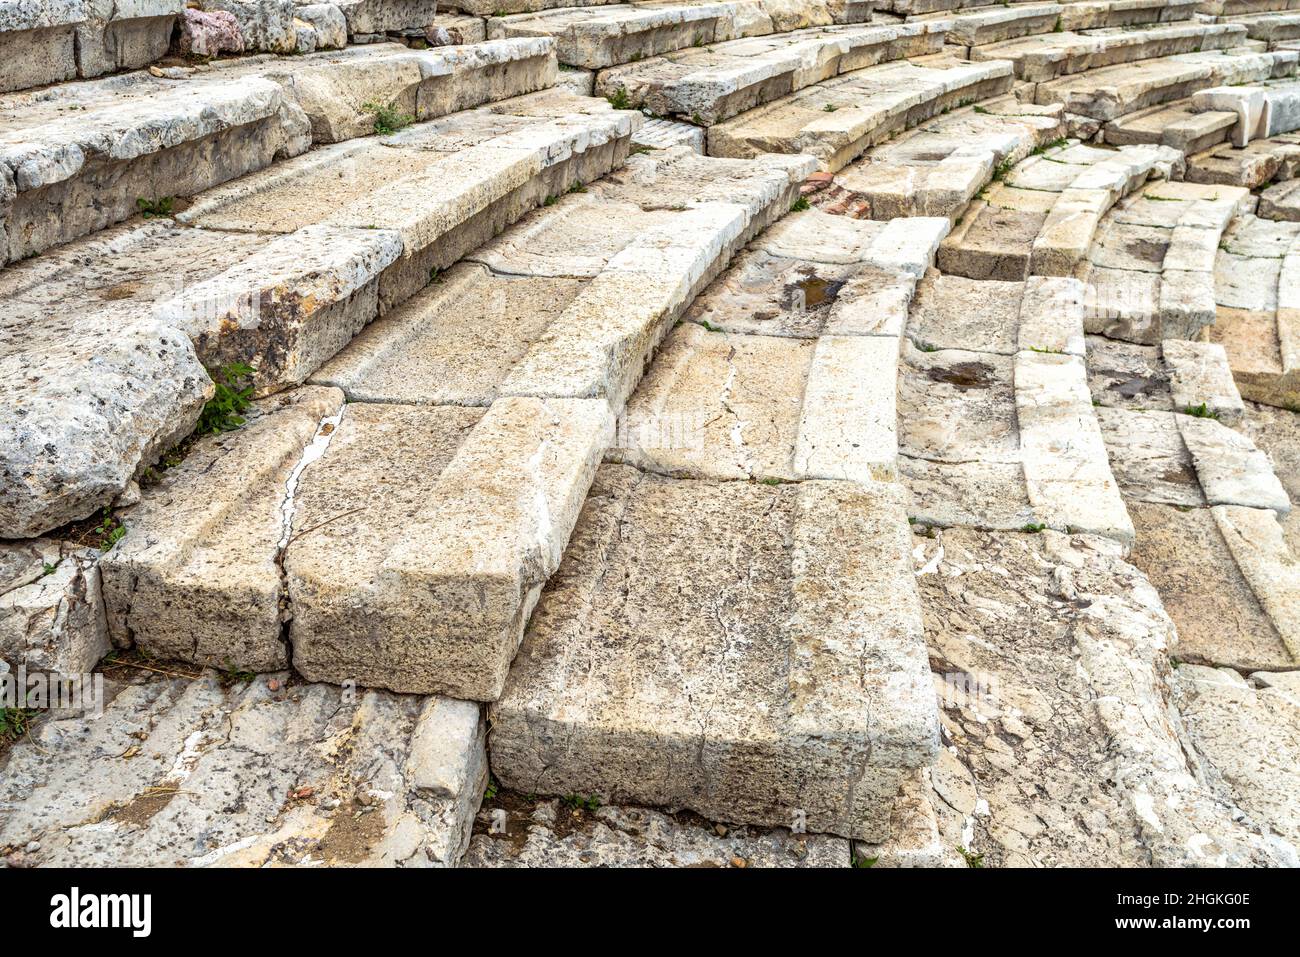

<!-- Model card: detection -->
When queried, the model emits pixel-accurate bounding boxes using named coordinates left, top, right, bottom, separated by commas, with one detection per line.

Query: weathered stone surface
left=1105, top=101, right=1237, bottom=155
left=900, top=455, right=1036, bottom=531
left=912, top=526, right=1288, bottom=866
left=0, top=69, right=307, bottom=263
left=1212, top=503, right=1300, bottom=660
left=593, top=20, right=948, bottom=123
left=464, top=796, right=850, bottom=867
left=943, top=4, right=1060, bottom=48
left=333, top=0, right=437, bottom=34
left=73, top=0, right=183, bottom=81
left=1096, top=406, right=1205, bottom=507
left=708, top=57, right=1015, bottom=172
left=898, top=343, right=1020, bottom=466
left=288, top=397, right=612, bottom=701
left=197, top=0, right=294, bottom=52
left=1128, top=500, right=1297, bottom=672
left=100, top=387, right=344, bottom=672
left=0, top=671, right=487, bottom=867
left=1163, top=339, right=1245, bottom=423
left=1086, top=333, right=1174, bottom=411
left=0, top=0, right=84, bottom=93
left=1176, top=413, right=1291, bottom=514
left=0, top=305, right=213, bottom=539
left=177, top=7, right=244, bottom=56
left=1015, top=350, right=1135, bottom=542
left=1174, top=665, right=1300, bottom=847
left=1033, top=48, right=1296, bottom=122
left=295, top=3, right=346, bottom=49
left=0, top=539, right=108, bottom=675
left=490, top=465, right=939, bottom=840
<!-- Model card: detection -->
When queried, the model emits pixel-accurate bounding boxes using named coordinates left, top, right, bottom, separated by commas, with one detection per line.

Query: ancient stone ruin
left=0, top=0, right=1297, bottom=869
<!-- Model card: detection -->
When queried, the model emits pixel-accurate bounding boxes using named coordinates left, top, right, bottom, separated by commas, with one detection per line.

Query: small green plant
left=1031, top=137, right=1069, bottom=157
left=698, top=319, right=721, bottom=332
left=484, top=776, right=499, bottom=801
left=1184, top=402, right=1220, bottom=420
left=543, top=194, right=559, bottom=207
left=363, top=100, right=413, bottom=135
left=0, top=708, right=39, bottom=744
left=429, top=267, right=442, bottom=284
left=692, top=111, right=704, bottom=126
left=1022, top=522, right=1047, bottom=533
left=823, top=103, right=838, bottom=112
left=95, top=508, right=126, bottom=551
left=197, top=362, right=256, bottom=436
left=1144, top=193, right=1180, bottom=202
left=563, top=794, right=601, bottom=812
left=136, top=196, right=174, bottom=219
left=853, top=854, right=878, bottom=868
left=567, top=181, right=587, bottom=194
left=630, top=144, right=655, bottom=156
left=1053, top=17, right=1063, bottom=32
left=220, top=660, right=255, bottom=686
left=790, top=196, right=810, bottom=212
left=41, top=560, right=60, bottom=577
left=958, top=846, right=985, bottom=868
left=916, top=342, right=939, bottom=353
left=992, top=157, right=1015, bottom=182
left=1029, top=346, right=1062, bottom=354
left=606, top=86, right=631, bottom=110
left=972, top=104, right=991, bottom=115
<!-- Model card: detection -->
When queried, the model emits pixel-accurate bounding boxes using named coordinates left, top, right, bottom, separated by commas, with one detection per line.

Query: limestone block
left=0, top=539, right=108, bottom=675
left=1176, top=414, right=1291, bottom=515
left=1162, top=339, right=1245, bottom=423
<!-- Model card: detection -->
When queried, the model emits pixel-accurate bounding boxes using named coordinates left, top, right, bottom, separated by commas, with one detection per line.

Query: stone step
left=0, top=0, right=183, bottom=94
left=96, top=146, right=811, bottom=697
left=0, top=37, right=560, bottom=266
left=1189, top=77, right=1300, bottom=146
left=1083, top=179, right=1252, bottom=344
left=464, top=794, right=851, bottom=866
left=808, top=97, right=1064, bottom=219
left=908, top=524, right=1288, bottom=866
left=1173, top=666, right=1300, bottom=850
left=0, top=90, right=638, bottom=538
left=973, top=23, right=1248, bottom=83
left=605, top=209, right=948, bottom=483
left=1186, top=133, right=1300, bottom=186
left=1208, top=215, right=1300, bottom=409
left=1104, top=100, right=1239, bottom=155
left=1228, top=11, right=1300, bottom=43
left=938, top=4, right=1062, bottom=48
left=0, top=669, right=488, bottom=866
left=898, top=272, right=1136, bottom=535
left=1259, top=170, right=1300, bottom=218
left=485, top=0, right=853, bottom=70
left=1030, top=47, right=1298, bottom=122
left=1202, top=0, right=1300, bottom=19
left=449, top=0, right=872, bottom=18
left=594, top=20, right=948, bottom=125
left=707, top=55, right=1016, bottom=171
left=488, top=464, right=940, bottom=840
left=333, top=0, right=440, bottom=36
left=885, top=0, right=1197, bottom=20
left=1, top=537, right=108, bottom=675
left=939, top=140, right=1181, bottom=281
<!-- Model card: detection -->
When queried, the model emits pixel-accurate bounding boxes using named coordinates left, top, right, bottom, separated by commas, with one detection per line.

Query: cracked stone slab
left=707, top=57, right=1016, bottom=172
left=1086, top=334, right=1174, bottom=411
left=463, top=796, right=850, bottom=867
left=1212, top=503, right=1300, bottom=660
left=0, top=538, right=108, bottom=675
left=899, top=455, right=1036, bottom=531
left=0, top=0, right=84, bottom=93
left=1128, top=500, right=1298, bottom=672
left=100, top=386, right=345, bottom=672
left=1014, top=349, right=1134, bottom=542
left=1176, top=413, right=1291, bottom=515
left=489, top=464, right=939, bottom=841
left=288, top=396, right=611, bottom=701
left=0, top=671, right=487, bottom=867
left=1173, top=665, right=1300, bottom=848
left=910, top=525, right=1290, bottom=866
left=593, top=19, right=948, bottom=124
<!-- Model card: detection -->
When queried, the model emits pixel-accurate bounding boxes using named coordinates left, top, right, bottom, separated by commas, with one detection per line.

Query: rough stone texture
left=1095, top=406, right=1204, bottom=507
left=1033, top=48, right=1297, bottom=122
left=0, top=672, right=488, bottom=867
left=0, top=0, right=84, bottom=93
left=176, top=7, right=244, bottom=57
left=74, top=0, right=183, bottom=81
left=1174, top=665, right=1300, bottom=847
left=1212, top=503, right=1300, bottom=661
left=296, top=3, right=347, bottom=48
left=0, top=69, right=308, bottom=264
left=593, top=20, right=948, bottom=124
left=708, top=57, right=1016, bottom=172
left=199, top=0, right=296, bottom=52
left=1176, top=413, right=1291, bottom=514
left=1128, top=501, right=1298, bottom=672
left=1163, top=338, right=1245, bottom=423
left=334, top=0, right=437, bottom=34
left=288, top=397, right=612, bottom=701
left=912, top=526, right=1292, bottom=866
left=463, top=796, right=850, bottom=867
left=100, top=386, right=344, bottom=672
left=490, top=465, right=939, bottom=840
left=0, top=306, right=213, bottom=539
left=0, top=539, right=108, bottom=675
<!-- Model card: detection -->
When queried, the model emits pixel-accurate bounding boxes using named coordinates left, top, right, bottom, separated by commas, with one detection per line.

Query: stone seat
left=488, top=463, right=941, bottom=841
left=972, top=22, right=1248, bottom=82
left=0, top=90, right=639, bottom=538
left=1105, top=99, right=1239, bottom=154
left=707, top=54, right=1015, bottom=171
left=594, top=20, right=948, bottom=125
left=1032, top=46, right=1297, bottom=121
